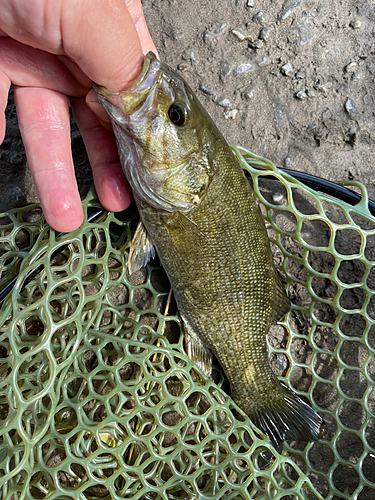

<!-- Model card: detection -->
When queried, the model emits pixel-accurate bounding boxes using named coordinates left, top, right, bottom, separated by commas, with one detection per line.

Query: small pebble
left=182, top=50, right=198, bottom=63
left=224, top=109, right=239, bottom=120
left=198, top=85, right=216, bottom=97
left=350, top=19, right=362, bottom=29
left=278, top=0, right=301, bottom=21
left=259, top=27, right=271, bottom=41
left=274, top=99, right=288, bottom=126
left=204, top=19, right=228, bottom=42
left=220, top=60, right=233, bottom=78
left=301, top=230, right=311, bottom=239
left=273, top=193, right=284, bottom=203
left=315, top=81, right=333, bottom=93
left=274, top=353, right=288, bottom=373
left=284, top=157, right=295, bottom=168
left=241, top=87, right=254, bottom=100
left=288, top=23, right=311, bottom=45
left=280, top=63, right=294, bottom=77
left=231, top=29, right=249, bottom=41
left=353, top=70, right=366, bottom=80
left=247, top=0, right=255, bottom=6
left=253, top=11, right=265, bottom=23
left=9, top=186, right=25, bottom=206
left=178, top=63, right=188, bottom=71
left=233, top=62, right=256, bottom=75
left=258, top=56, right=270, bottom=67
left=296, top=68, right=306, bottom=79
left=344, top=61, right=357, bottom=73
left=345, top=97, right=358, bottom=115
left=295, top=90, right=307, bottom=100
left=10, top=153, right=24, bottom=165
left=249, top=39, right=264, bottom=49
left=167, top=24, right=184, bottom=40
left=307, top=89, right=316, bottom=98
left=217, top=97, right=232, bottom=108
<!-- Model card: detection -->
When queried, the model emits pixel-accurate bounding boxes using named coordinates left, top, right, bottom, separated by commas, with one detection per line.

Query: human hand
left=0, top=0, right=157, bottom=232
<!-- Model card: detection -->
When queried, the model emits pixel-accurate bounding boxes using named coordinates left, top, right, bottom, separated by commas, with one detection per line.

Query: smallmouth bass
left=94, top=52, right=322, bottom=447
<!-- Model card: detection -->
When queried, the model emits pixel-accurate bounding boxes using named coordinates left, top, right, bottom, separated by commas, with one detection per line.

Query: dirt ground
left=1, top=0, right=375, bottom=209
left=1, top=0, right=375, bottom=497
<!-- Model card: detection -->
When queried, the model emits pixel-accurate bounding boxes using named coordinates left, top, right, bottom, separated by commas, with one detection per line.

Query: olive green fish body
left=137, top=146, right=284, bottom=415
left=94, top=53, right=322, bottom=447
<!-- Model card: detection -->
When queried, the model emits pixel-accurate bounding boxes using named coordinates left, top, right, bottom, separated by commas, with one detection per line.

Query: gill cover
left=94, top=52, right=215, bottom=213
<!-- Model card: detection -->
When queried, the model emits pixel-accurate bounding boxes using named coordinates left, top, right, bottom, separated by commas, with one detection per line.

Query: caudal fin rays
left=251, top=385, right=322, bottom=449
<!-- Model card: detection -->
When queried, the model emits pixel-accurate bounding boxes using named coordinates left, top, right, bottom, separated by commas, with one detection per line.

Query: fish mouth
left=128, top=51, right=157, bottom=92
left=93, top=52, right=159, bottom=119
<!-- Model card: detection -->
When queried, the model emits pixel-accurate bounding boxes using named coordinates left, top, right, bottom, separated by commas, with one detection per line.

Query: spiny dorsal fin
left=128, top=221, right=155, bottom=275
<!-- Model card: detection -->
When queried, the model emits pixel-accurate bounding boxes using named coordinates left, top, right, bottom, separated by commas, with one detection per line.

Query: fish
left=93, top=52, right=322, bottom=448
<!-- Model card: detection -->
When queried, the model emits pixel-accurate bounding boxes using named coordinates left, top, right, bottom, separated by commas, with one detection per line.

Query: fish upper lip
left=128, top=51, right=155, bottom=92
left=93, top=51, right=157, bottom=98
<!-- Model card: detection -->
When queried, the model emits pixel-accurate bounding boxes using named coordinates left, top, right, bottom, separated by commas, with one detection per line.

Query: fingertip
left=43, top=193, right=84, bottom=233
left=94, top=162, right=133, bottom=213
left=62, top=0, right=143, bottom=92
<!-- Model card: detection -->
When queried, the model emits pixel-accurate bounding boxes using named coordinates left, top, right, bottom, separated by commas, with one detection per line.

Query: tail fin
left=251, top=385, right=322, bottom=449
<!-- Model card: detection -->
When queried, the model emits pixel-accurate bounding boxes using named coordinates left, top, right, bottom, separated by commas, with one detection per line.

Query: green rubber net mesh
left=0, top=145, right=374, bottom=500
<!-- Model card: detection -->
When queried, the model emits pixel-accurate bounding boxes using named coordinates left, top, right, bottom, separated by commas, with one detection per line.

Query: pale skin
left=0, top=0, right=157, bottom=232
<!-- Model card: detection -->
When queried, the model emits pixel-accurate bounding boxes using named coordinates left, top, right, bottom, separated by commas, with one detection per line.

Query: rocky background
left=1, top=0, right=375, bottom=211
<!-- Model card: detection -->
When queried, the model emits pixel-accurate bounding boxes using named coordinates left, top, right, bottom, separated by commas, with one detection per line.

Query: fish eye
left=167, top=103, right=186, bottom=126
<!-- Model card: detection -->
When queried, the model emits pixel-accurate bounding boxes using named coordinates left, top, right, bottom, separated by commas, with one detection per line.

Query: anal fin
left=270, top=274, right=291, bottom=323
left=128, top=221, right=156, bottom=275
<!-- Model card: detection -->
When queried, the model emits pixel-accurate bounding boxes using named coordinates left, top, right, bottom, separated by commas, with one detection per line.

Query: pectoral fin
left=181, top=318, right=212, bottom=377
left=174, top=212, right=209, bottom=251
left=128, top=221, right=156, bottom=275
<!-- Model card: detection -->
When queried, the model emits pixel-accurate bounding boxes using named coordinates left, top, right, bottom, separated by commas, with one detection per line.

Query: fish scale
left=94, top=51, right=322, bottom=448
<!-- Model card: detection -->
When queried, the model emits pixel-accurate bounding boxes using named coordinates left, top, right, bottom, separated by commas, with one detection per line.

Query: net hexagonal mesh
left=0, top=145, right=373, bottom=499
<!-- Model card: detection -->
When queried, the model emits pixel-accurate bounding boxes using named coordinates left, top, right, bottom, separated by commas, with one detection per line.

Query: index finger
left=14, top=86, right=83, bottom=232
